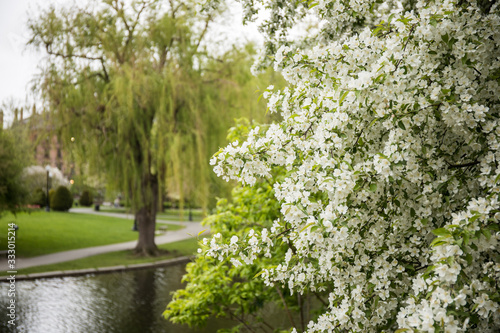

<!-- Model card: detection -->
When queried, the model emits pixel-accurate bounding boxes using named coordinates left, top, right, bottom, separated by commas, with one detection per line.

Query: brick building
left=3, top=107, right=72, bottom=177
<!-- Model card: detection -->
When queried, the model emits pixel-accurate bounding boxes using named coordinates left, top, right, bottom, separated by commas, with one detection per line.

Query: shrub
left=48, top=188, right=55, bottom=203
left=79, top=190, right=93, bottom=207
left=50, top=186, right=73, bottom=211
left=31, top=188, right=47, bottom=207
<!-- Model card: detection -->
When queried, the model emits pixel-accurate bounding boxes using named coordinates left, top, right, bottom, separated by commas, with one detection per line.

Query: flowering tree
left=202, top=0, right=500, bottom=331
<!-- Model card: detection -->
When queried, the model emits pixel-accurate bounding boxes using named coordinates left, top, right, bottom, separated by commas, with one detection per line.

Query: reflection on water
left=0, top=264, right=234, bottom=333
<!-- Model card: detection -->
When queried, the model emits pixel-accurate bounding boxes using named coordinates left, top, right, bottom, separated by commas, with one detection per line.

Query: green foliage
left=0, top=129, right=29, bottom=215
left=165, top=149, right=322, bottom=331
left=30, top=188, right=47, bottom=207
left=79, top=190, right=93, bottom=207
left=50, top=186, right=74, bottom=211
left=165, top=182, right=284, bottom=330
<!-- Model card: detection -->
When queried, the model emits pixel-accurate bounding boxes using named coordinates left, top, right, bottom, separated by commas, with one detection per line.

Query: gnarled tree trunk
left=134, top=173, right=159, bottom=256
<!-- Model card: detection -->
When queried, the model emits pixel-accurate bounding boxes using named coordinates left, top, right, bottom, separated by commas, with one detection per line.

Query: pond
left=0, top=264, right=235, bottom=333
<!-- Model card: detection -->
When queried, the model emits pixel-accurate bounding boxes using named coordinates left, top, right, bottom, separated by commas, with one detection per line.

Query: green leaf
left=441, top=33, right=449, bottom=44
left=482, top=229, right=492, bottom=240
left=253, top=270, right=265, bottom=279
left=398, top=120, right=406, bottom=130
left=369, top=183, right=377, bottom=192
left=431, top=239, right=448, bottom=247
left=465, top=253, right=473, bottom=265
left=339, top=90, right=349, bottom=105
left=432, top=228, right=451, bottom=237
left=469, top=214, right=482, bottom=222
left=300, top=222, right=316, bottom=233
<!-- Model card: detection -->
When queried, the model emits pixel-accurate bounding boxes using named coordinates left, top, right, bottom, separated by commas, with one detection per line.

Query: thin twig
left=195, top=14, right=212, bottom=52
left=298, top=293, right=305, bottom=332
left=45, top=46, right=103, bottom=61
left=394, top=24, right=416, bottom=72
left=273, top=227, right=294, bottom=239
left=313, top=292, right=328, bottom=307
left=303, top=122, right=314, bottom=138
left=227, top=308, right=257, bottom=333
left=275, top=285, right=297, bottom=329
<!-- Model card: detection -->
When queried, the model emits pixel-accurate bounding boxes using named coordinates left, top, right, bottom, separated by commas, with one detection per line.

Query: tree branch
left=227, top=308, right=257, bottom=333
left=100, top=58, right=110, bottom=82
left=45, top=44, right=104, bottom=62
left=298, top=293, right=305, bottom=332
left=275, top=285, right=297, bottom=329
left=273, top=227, right=294, bottom=239
left=394, top=24, right=416, bottom=72
left=195, top=14, right=212, bottom=52
left=313, top=291, right=328, bottom=307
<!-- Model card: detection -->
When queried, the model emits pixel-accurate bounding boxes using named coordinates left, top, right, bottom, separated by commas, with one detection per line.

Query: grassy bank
left=0, top=211, right=184, bottom=257
left=0, top=237, right=199, bottom=276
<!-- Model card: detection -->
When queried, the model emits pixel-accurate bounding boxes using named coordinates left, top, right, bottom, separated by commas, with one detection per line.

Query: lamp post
left=45, top=165, right=52, bottom=212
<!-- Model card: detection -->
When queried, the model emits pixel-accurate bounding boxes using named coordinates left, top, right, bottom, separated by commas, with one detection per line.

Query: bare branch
left=195, top=14, right=212, bottom=52
left=227, top=308, right=257, bottom=333
left=45, top=44, right=104, bottom=62
left=275, top=285, right=297, bottom=329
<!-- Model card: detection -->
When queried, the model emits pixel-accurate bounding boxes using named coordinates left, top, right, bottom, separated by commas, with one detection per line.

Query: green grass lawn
left=1, top=237, right=200, bottom=276
left=0, top=211, right=184, bottom=258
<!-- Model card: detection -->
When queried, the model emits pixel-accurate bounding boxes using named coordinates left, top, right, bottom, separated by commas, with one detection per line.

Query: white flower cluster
left=22, top=165, right=70, bottom=189
left=208, top=1, right=500, bottom=331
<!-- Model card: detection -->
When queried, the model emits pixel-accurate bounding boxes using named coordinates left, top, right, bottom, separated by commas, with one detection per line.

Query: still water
left=0, top=264, right=235, bottom=333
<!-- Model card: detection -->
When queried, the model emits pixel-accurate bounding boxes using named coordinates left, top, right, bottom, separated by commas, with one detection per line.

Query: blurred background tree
left=28, top=0, right=282, bottom=256
left=0, top=129, right=31, bottom=216
left=0, top=103, right=34, bottom=216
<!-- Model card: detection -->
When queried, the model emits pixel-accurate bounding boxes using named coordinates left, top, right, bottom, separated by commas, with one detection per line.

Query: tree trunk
left=134, top=173, right=159, bottom=256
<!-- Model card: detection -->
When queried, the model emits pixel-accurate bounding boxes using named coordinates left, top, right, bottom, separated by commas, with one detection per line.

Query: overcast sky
left=0, top=0, right=261, bottom=126
left=0, top=0, right=41, bottom=118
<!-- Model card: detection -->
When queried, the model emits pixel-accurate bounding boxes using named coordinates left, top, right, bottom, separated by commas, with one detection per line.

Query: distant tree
left=0, top=130, right=29, bottom=215
left=28, top=0, right=278, bottom=255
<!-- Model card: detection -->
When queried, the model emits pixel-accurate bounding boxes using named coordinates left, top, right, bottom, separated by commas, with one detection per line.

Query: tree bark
left=134, top=173, right=159, bottom=256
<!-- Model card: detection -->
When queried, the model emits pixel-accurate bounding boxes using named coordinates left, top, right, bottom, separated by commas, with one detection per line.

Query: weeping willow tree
left=28, top=0, right=277, bottom=256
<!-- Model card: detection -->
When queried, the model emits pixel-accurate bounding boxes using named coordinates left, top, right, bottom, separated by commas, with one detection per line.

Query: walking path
left=0, top=208, right=207, bottom=271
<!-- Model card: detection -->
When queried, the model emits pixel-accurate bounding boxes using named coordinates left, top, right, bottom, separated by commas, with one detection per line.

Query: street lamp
left=45, top=165, right=53, bottom=212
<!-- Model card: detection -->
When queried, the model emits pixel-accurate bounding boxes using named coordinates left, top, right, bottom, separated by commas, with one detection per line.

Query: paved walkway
left=0, top=208, right=207, bottom=271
